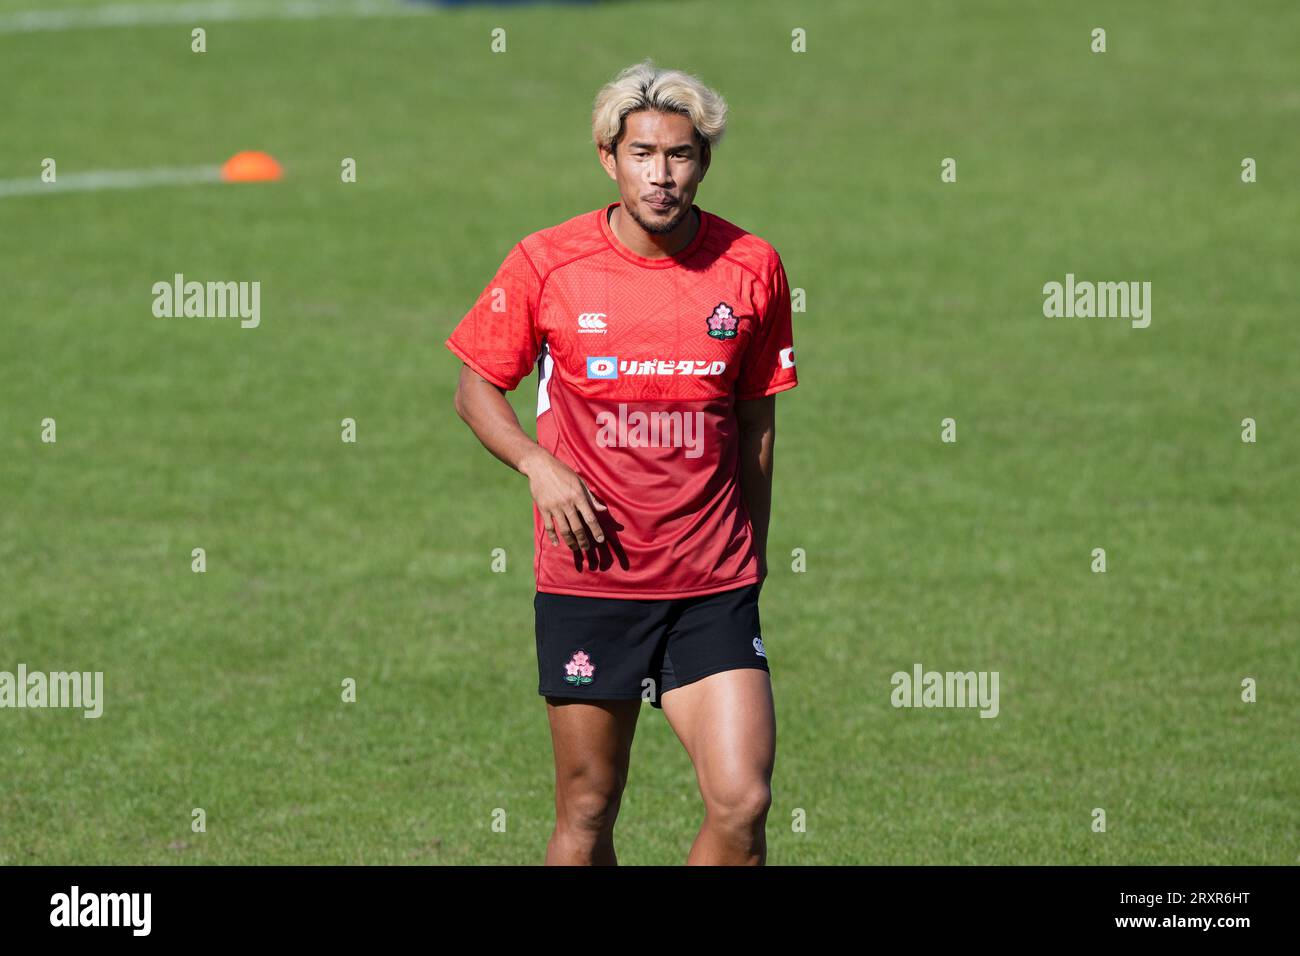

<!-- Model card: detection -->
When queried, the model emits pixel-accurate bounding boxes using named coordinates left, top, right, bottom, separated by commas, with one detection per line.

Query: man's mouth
left=645, top=196, right=675, bottom=210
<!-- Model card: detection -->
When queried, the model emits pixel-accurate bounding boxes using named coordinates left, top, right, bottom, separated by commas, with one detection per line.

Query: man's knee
left=558, top=775, right=625, bottom=833
left=704, top=780, right=771, bottom=830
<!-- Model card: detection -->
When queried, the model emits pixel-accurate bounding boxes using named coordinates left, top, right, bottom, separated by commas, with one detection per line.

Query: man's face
left=599, top=109, right=710, bottom=235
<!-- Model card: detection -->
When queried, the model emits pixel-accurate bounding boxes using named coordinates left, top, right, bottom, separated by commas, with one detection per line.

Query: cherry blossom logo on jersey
left=564, top=650, right=596, bottom=686
left=706, top=302, right=738, bottom=339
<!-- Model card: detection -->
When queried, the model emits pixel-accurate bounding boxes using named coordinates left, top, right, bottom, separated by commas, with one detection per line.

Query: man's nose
left=646, top=155, right=672, bottom=184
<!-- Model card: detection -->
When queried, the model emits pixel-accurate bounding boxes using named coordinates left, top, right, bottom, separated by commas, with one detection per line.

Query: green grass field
left=1, top=0, right=1296, bottom=865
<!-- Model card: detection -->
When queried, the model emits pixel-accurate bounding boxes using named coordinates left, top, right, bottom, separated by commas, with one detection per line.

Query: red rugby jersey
left=446, top=201, right=798, bottom=599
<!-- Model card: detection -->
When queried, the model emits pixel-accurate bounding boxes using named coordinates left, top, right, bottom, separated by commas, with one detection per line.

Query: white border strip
left=0, top=1, right=424, bottom=34
left=0, top=165, right=223, bottom=197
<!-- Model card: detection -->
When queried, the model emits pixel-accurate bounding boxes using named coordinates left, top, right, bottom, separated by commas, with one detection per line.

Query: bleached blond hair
left=591, top=59, right=728, bottom=155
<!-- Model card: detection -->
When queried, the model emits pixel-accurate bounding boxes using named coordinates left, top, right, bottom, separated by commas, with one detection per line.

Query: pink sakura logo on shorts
left=706, top=302, right=738, bottom=339
left=564, top=650, right=596, bottom=686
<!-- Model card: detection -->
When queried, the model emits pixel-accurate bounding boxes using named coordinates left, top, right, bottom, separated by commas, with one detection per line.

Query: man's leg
left=544, top=697, right=642, bottom=865
left=660, top=668, right=776, bottom=865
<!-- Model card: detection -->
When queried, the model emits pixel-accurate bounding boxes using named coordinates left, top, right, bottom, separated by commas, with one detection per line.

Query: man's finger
left=562, top=505, right=592, bottom=550
left=574, top=499, right=605, bottom=544
left=580, top=478, right=608, bottom=512
left=542, top=512, right=560, bottom=547
left=554, top=509, right=581, bottom=551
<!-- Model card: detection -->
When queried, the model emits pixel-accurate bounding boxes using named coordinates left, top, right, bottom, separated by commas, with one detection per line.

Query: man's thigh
left=545, top=698, right=643, bottom=804
left=658, top=583, right=776, bottom=790
left=661, top=668, right=776, bottom=799
left=536, top=589, right=667, bottom=798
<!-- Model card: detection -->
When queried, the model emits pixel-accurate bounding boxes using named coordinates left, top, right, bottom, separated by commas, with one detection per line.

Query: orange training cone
left=221, top=151, right=282, bottom=183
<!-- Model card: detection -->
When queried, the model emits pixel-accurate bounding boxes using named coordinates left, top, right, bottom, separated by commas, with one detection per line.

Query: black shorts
left=534, top=583, right=768, bottom=709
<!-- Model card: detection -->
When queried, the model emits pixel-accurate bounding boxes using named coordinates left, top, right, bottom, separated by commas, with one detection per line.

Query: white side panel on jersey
left=536, top=340, right=553, bottom=418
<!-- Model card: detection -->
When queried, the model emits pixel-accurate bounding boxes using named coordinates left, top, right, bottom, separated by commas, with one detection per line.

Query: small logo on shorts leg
left=752, top=637, right=766, bottom=658
left=564, top=650, right=596, bottom=686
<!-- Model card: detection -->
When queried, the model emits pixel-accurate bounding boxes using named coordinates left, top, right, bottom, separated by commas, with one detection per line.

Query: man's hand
left=520, top=448, right=607, bottom=551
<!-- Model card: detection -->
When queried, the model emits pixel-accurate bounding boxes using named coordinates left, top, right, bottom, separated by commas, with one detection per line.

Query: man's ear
left=597, top=142, right=617, bottom=181
left=699, top=139, right=711, bottom=180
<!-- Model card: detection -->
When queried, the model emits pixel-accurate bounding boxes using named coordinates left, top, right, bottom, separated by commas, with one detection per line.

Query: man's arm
left=452, top=363, right=605, bottom=551
left=735, top=394, right=776, bottom=587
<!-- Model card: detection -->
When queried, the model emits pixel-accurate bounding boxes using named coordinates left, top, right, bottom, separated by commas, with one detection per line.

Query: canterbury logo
left=577, top=312, right=607, bottom=333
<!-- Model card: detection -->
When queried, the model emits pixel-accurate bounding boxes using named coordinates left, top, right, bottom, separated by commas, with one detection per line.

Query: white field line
left=0, top=165, right=224, bottom=198
left=0, top=0, right=426, bottom=35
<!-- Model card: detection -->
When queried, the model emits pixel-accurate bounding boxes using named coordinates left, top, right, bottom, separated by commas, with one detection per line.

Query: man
left=446, top=60, right=798, bottom=865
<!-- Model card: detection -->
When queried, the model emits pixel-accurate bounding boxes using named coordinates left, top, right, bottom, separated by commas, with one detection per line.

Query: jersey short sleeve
left=736, top=254, right=798, bottom=400
left=445, top=242, right=543, bottom=391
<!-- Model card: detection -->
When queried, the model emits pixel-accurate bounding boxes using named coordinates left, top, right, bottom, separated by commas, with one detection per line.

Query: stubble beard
left=627, top=201, right=691, bottom=236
